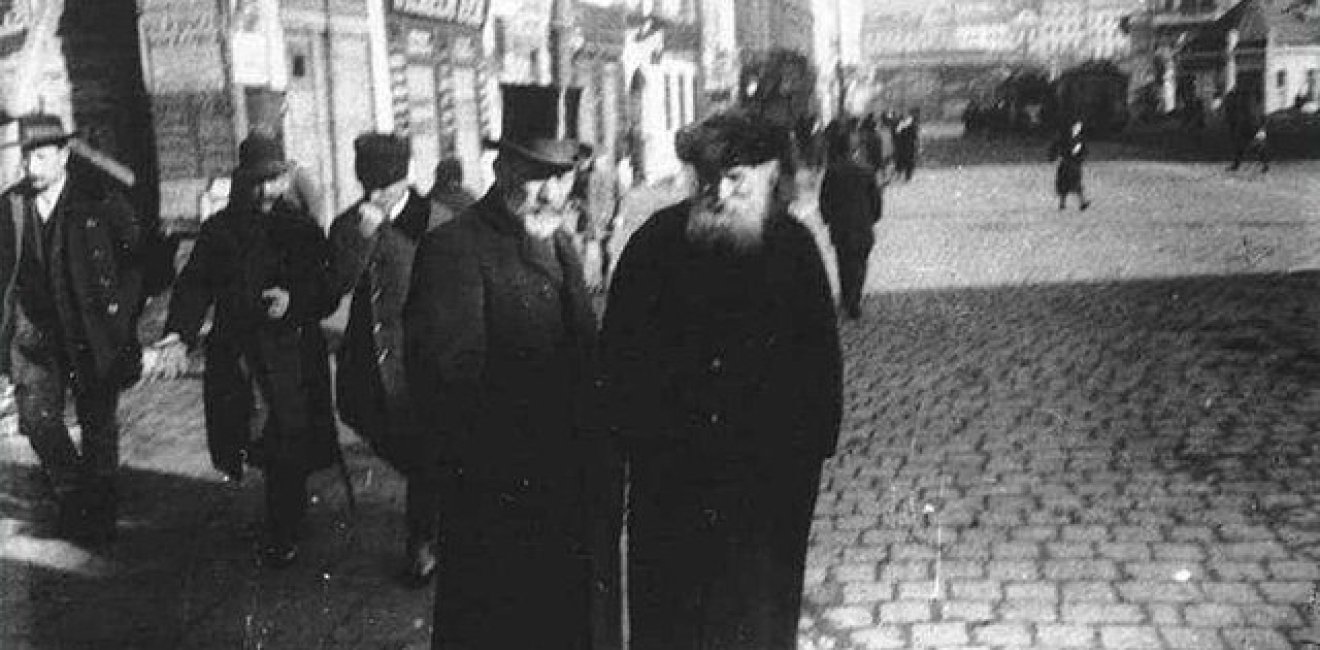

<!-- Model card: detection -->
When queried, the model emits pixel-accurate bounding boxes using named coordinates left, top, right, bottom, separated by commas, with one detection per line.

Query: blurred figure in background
left=427, top=157, right=477, bottom=227
left=1048, top=119, right=1091, bottom=211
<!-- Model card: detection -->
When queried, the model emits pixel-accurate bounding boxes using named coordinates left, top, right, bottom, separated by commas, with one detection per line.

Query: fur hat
left=675, top=109, right=791, bottom=179
left=355, top=133, right=411, bottom=190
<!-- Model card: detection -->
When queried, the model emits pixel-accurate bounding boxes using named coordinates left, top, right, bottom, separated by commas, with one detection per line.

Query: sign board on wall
left=391, top=0, right=488, bottom=28
left=138, top=0, right=235, bottom=220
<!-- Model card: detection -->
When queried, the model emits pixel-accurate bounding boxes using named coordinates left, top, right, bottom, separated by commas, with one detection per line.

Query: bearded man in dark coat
left=147, top=132, right=340, bottom=567
left=0, top=115, right=151, bottom=544
left=404, top=84, right=617, bottom=650
left=329, top=133, right=446, bottom=585
left=599, top=109, right=843, bottom=650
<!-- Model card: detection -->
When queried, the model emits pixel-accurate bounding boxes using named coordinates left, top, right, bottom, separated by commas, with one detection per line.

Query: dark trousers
left=1231, top=135, right=1270, bottom=170
left=13, top=345, right=121, bottom=517
left=628, top=450, right=822, bottom=650
left=405, top=469, right=444, bottom=546
left=831, top=230, right=874, bottom=316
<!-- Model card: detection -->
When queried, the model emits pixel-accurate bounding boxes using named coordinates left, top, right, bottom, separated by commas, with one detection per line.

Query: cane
left=334, top=442, right=358, bottom=517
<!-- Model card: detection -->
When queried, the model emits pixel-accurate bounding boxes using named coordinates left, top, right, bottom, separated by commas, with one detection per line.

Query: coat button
left=106, top=302, right=119, bottom=315
left=377, top=349, right=390, bottom=364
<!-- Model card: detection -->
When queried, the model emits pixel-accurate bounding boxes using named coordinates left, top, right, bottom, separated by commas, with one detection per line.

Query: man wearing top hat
left=404, top=84, right=618, bottom=650
left=598, top=108, right=842, bottom=650
left=328, top=133, right=447, bottom=585
left=147, top=131, right=340, bottom=567
left=0, top=114, right=152, bottom=543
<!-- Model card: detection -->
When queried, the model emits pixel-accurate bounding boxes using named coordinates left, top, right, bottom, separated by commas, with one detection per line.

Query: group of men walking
left=1, top=83, right=844, bottom=650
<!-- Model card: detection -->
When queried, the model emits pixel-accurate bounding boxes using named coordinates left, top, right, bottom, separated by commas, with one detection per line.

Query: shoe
left=403, top=540, right=438, bottom=588
left=845, top=305, right=862, bottom=320
left=257, top=538, right=299, bottom=569
left=1079, top=201, right=1091, bottom=211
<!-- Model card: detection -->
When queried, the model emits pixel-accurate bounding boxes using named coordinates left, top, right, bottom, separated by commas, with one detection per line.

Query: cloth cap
left=355, top=133, right=411, bottom=190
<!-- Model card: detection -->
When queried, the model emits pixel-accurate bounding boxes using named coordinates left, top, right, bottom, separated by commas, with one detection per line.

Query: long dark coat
left=0, top=171, right=148, bottom=389
left=1049, top=133, right=1087, bottom=195
left=404, top=191, right=616, bottom=650
left=599, top=201, right=842, bottom=650
left=165, top=200, right=339, bottom=479
left=328, top=190, right=439, bottom=472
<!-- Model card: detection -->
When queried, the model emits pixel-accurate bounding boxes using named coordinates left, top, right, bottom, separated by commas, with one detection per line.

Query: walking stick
left=334, top=443, right=358, bottom=516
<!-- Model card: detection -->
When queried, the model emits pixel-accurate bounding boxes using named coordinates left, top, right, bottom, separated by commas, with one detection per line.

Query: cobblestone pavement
left=1, top=138, right=1317, bottom=649
left=798, top=151, right=1320, bottom=649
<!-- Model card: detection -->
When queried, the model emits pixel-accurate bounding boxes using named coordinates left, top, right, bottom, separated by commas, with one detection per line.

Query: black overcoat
left=404, top=191, right=614, bottom=650
left=599, top=201, right=842, bottom=650
left=0, top=172, right=148, bottom=389
left=165, top=200, right=339, bottom=479
left=1049, top=134, right=1087, bottom=195
left=819, top=161, right=882, bottom=248
left=329, top=190, right=438, bottom=472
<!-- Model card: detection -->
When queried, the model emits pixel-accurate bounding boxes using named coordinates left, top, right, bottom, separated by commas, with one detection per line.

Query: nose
left=718, top=176, right=742, bottom=202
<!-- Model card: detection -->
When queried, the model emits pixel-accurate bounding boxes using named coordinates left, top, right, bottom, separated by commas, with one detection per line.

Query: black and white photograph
left=1, top=0, right=1318, bottom=648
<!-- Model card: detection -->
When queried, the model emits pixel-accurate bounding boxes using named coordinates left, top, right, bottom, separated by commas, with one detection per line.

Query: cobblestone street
left=798, top=144, right=1320, bottom=649
left=2, top=135, right=1318, bottom=649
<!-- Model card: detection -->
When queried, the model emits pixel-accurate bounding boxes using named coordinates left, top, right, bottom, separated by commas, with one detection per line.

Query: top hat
left=354, top=132, right=411, bottom=190
left=234, top=131, right=291, bottom=180
left=485, top=84, right=591, bottom=169
left=1, top=114, right=76, bottom=151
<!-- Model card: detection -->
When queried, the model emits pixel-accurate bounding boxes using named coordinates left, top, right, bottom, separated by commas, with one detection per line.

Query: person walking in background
left=329, top=133, right=447, bottom=586
left=820, top=120, right=885, bottom=320
left=0, top=114, right=152, bottom=544
left=1049, top=119, right=1091, bottom=211
left=1224, top=88, right=1267, bottom=173
left=892, top=109, right=920, bottom=181
left=576, top=153, right=619, bottom=294
left=146, top=132, right=340, bottom=567
left=599, top=108, right=842, bottom=650
left=427, top=157, right=477, bottom=227
left=404, top=84, right=618, bottom=650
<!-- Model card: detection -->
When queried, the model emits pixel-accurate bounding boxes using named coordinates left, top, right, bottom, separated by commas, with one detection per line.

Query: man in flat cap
left=329, top=133, right=447, bottom=585
left=0, top=114, right=152, bottom=543
left=598, top=108, right=842, bottom=650
left=147, top=131, right=340, bottom=567
left=405, top=84, right=616, bottom=650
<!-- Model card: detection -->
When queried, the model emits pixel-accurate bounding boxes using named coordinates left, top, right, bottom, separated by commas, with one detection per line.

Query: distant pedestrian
left=0, top=114, right=153, bottom=544
left=1224, top=88, right=1266, bottom=172
left=1049, top=120, right=1091, bottom=211
left=146, top=132, right=341, bottom=567
left=575, top=153, right=620, bottom=294
left=329, top=133, right=448, bottom=586
left=892, top=109, right=920, bottom=181
left=428, top=157, right=477, bottom=227
left=820, top=120, right=885, bottom=319
left=600, top=108, right=842, bottom=650
left=405, top=84, right=618, bottom=650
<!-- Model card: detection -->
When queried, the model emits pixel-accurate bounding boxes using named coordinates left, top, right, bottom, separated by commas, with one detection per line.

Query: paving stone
left=941, top=600, right=997, bottom=623
left=1045, top=559, right=1120, bottom=581
left=1220, top=628, right=1294, bottom=650
left=1184, top=603, right=1246, bottom=627
left=879, top=561, right=930, bottom=582
left=1116, top=580, right=1202, bottom=602
left=1153, top=544, right=1207, bottom=561
left=1213, top=542, right=1290, bottom=561
left=1258, top=582, right=1316, bottom=604
left=1126, top=561, right=1206, bottom=582
left=835, top=563, right=877, bottom=583
left=1238, top=603, right=1305, bottom=627
left=1061, top=603, right=1145, bottom=624
left=950, top=581, right=1001, bottom=601
left=1169, top=526, right=1216, bottom=543
left=1036, top=624, right=1098, bottom=648
left=971, top=622, right=1032, bottom=646
left=1048, top=542, right=1096, bottom=559
left=1210, top=562, right=1268, bottom=581
left=1063, top=581, right=1120, bottom=602
left=1201, top=582, right=1263, bottom=604
left=1147, top=603, right=1183, bottom=626
left=850, top=626, right=905, bottom=650
left=940, top=560, right=987, bottom=579
left=1001, top=599, right=1058, bottom=623
left=843, top=582, right=894, bottom=604
left=1060, top=526, right=1111, bottom=543
left=1098, top=543, right=1152, bottom=562
left=878, top=600, right=933, bottom=624
left=897, top=581, right=943, bottom=600
left=1100, top=625, right=1163, bottom=649
left=910, top=622, right=969, bottom=648
left=1004, top=582, right=1058, bottom=601
left=1160, top=627, right=1226, bottom=650
left=824, top=606, right=874, bottom=629
left=1266, top=561, right=1320, bottom=581
left=988, top=560, right=1039, bottom=581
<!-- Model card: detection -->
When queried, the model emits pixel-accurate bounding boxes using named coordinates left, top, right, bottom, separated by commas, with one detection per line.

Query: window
left=1277, top=69, right=1287, bottom=88
left=1308, top=69, right=1317, bottom=99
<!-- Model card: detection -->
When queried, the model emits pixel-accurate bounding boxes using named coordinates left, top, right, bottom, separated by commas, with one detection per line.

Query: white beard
left=523, top=212, right=565, bottom=240
left=685, top=193, right=770, bottom=252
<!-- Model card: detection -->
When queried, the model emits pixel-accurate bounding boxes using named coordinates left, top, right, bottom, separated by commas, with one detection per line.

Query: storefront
left=387, top=0, right=489, bottom=195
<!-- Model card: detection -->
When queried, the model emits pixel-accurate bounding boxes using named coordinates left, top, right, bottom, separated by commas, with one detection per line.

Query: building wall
left=1266, top=46, right=1320, bottom=112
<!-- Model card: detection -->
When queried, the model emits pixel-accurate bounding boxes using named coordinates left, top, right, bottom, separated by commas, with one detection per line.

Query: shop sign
left=391, top=0, right=487, bottom=29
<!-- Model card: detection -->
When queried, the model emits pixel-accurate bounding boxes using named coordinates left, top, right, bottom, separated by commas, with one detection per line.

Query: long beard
left=685, top=194, right=771, bottom=253
left=523, top=211, right=566, bottom=240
